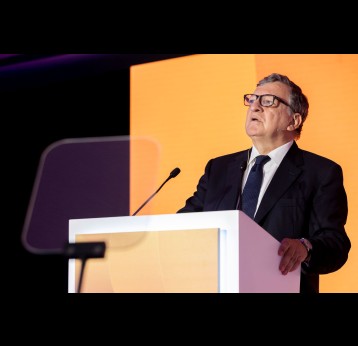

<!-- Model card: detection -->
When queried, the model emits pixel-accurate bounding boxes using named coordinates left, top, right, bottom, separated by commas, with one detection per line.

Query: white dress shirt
left=242, top=140, right=294, bottom=217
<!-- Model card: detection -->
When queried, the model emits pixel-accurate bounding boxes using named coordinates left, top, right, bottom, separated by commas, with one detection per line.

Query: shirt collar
left=249, top=140, right=294, bottom=166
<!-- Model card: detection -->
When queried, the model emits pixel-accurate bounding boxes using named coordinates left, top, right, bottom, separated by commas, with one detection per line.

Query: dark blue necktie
left=241, top=155, right=271, bottom=219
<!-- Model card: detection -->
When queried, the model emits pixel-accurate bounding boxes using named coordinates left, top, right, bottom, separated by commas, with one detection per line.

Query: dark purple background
left=4, top=54, right=191, bottom=295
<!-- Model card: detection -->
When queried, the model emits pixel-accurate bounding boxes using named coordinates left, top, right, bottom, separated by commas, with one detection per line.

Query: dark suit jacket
left=177, top=141, right=351, bottom=293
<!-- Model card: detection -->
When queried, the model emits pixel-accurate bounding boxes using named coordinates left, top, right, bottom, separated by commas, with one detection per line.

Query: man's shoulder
left=211, top=149, right=248, bottom=163
left=297, top=146, right=341, bottom=168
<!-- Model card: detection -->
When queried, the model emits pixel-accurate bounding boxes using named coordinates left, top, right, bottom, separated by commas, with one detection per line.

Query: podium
left=68, top=210, right=300, bottom=293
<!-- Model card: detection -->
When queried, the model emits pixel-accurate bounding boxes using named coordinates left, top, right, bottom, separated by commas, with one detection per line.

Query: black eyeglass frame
left=244, top=94, right=295, bottom=112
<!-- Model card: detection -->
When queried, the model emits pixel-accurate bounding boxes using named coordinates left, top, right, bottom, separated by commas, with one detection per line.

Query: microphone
left=132, top=167, right=181, bottom=216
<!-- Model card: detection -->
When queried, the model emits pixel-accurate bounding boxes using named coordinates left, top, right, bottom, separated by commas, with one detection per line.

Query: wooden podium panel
left=75, top=229, right=218, bottom=293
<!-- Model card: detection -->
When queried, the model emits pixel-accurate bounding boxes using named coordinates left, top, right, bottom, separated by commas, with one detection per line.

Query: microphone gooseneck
left=132, top=167, right=181, bottom=216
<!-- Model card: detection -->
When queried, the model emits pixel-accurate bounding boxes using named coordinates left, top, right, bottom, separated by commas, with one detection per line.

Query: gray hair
left=257, top=73, right=309, bottom=138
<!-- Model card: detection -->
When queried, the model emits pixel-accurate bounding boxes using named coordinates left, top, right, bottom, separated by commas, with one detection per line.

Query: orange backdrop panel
left=130, top=54, right=358, bottom=293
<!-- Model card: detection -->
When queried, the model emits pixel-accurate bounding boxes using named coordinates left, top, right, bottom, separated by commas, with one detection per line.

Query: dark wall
left=4, top=54, right=191, bottom=296
left=7, top=67, right=129, bottom=294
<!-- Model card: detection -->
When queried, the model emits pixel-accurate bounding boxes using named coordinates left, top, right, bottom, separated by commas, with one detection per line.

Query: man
left=177, top=73, right=351, bottom=293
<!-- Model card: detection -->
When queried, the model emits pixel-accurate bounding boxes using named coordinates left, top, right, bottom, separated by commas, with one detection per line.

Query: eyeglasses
left=244, top=94, right=294, bottom=112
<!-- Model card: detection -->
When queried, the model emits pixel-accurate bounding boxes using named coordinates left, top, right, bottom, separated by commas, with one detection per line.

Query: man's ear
left=291, top=113, right=302, bottom=129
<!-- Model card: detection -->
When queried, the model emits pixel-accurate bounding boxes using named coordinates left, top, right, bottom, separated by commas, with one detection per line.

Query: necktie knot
left=241, top=155, right=271, bottom=219
left=252, top=155, right=271, bottom=171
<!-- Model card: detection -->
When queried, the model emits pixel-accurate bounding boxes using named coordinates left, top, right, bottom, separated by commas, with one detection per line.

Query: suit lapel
left=254, top=142, right=303, bottom=223
left=223, top=151, right=248, bottom=209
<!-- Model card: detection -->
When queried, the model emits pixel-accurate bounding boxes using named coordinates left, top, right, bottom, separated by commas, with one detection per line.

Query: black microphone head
left=170, top=167, right=181, bottom=178
left=240, top=161, right=247, bottom=171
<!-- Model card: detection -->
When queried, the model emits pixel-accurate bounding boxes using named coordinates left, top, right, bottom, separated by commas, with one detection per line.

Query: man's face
left=245, top=81, right=294, bottom=143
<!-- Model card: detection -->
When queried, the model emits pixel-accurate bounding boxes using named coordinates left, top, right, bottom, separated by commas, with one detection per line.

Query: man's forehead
left=254, top=81, right=289, bottom=95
